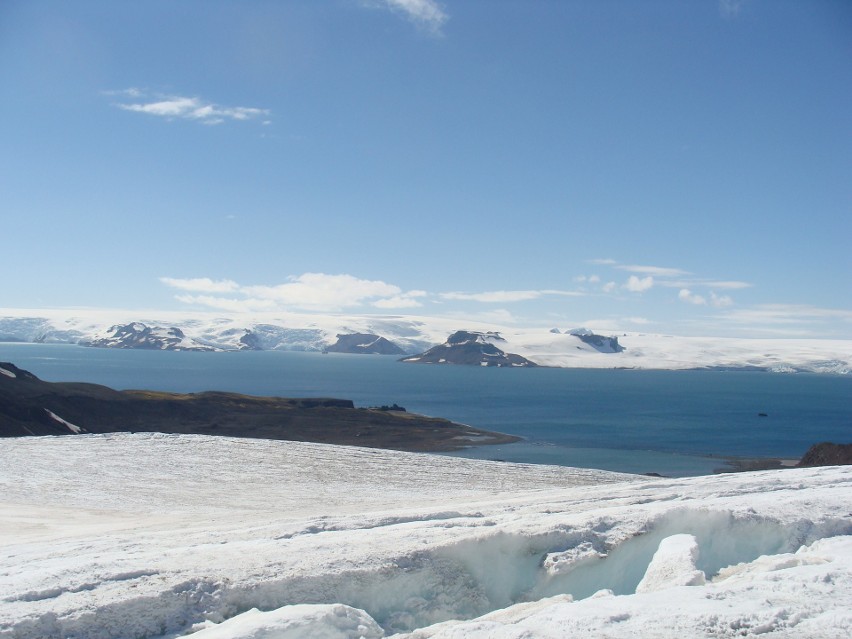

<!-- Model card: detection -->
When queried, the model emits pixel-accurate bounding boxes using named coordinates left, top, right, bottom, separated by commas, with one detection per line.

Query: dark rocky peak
left=0, top=362, right=40, bottom=381
left=446, top=330, right=505, bottom=346
left=402, top=331, right=536, bottom=367
left=568, top=328, right=625, bottom=353
left=326, top=333, right=405, bottom=355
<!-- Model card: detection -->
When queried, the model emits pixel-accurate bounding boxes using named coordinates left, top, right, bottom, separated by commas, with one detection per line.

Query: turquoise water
left=2, top=343, right=850, bottom=477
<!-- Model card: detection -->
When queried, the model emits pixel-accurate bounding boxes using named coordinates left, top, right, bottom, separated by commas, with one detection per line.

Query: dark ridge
left=325, top=333, right=405, bottom=355
left=0, top=362, right=518, bottom=452
left=402, top=331, right=537, bottom=367
left=797, top=442, right=852, bottom=467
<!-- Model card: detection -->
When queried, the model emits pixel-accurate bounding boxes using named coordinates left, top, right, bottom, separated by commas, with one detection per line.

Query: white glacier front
left=0, top=434, right=850, bottom=639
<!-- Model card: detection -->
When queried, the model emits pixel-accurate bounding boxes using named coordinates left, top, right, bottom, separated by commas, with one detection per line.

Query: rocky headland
left=0, top=363, right=518, bottom=452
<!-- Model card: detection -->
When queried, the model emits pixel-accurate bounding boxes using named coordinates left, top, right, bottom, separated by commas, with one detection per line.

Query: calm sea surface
left=2, top=343, right=850, bottom=477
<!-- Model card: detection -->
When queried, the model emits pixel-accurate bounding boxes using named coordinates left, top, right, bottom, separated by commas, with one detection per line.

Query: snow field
left=2, top=308, right=850, bottom=371
left=1, top=434, right=850, bottom=638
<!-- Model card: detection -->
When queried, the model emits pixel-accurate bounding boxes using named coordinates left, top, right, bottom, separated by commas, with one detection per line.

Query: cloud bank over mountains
left=161, top=273, right=426, bottom=313
left=151, top=258, right=851, bottom=338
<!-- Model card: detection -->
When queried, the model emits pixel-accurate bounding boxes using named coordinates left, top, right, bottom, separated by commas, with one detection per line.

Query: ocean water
left=2, top=343, right=850, bottom=477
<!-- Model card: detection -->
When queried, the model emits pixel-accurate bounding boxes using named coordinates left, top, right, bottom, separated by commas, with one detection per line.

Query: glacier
left=1, top=433, right=850, bottom=638
left=1, top=308, right=850, bottom=372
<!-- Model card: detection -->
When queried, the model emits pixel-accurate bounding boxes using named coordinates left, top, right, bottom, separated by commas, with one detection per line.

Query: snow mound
left=635, top=533, right=705, bottom=593
left=187, top=604, right=383, bottom=639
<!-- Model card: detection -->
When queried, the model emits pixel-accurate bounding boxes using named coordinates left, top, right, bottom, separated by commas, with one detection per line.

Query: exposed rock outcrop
left=568, top=328, right=625, bottom=353
left=83, top=323, right=215, bottom=351
left=326, top=333, right=406, bottom=355
left=797, top=442, right=852, bottom=467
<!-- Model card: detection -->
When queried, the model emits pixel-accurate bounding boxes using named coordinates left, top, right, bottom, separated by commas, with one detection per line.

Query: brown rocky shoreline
left=0, top=362, right=519, bottom=452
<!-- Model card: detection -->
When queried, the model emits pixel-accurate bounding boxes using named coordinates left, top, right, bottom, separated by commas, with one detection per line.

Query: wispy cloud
left=710, top=292, right=734, bottom=308
left=363, top=0, right=448, bottom=34
left=108, top=88, right=270, bottom=125
left=162, top=273, right=424, bottom=312
left=174, top=295, right=277, bottom=313
left=159, top=277, right=240, bottom=294
left=373, top=293, right=426, bottom=309
left=591, top=259, right=751, bottom=303
left=617, top=264, right=691, bottom=278
left=678, top=288, right=732, bottom=307
left=678, top=289, right=707, bottom=306
left=661, top=279, right=752, bottom=290
left=440, top=289, right=583, bottom=303
left=719, top=0, right=746, bottom=19
left=718, top=304, right=852, bottom=326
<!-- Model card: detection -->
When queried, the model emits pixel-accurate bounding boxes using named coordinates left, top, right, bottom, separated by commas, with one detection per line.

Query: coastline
left=443, top=440, right=806, bottom=478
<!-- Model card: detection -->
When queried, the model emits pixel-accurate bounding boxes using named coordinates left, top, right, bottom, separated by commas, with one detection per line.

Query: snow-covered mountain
left=402, top=330, right=538, bottom=367
left=1, top=434, right=849, bottom=638
left=83, top=322, right=215, bottom=351
left=0, top=309, right=850, bottom=373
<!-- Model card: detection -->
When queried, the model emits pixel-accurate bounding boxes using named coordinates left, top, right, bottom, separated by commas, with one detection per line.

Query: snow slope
left=1, top=434, right=850, bottom=638
left=1, top=308, right=851, bottom=372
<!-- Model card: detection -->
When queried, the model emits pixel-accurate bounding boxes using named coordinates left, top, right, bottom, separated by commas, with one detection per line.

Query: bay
left=2, top=343, right=850, bottom=477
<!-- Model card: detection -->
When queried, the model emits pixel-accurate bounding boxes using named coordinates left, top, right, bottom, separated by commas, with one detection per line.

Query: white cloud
left=705, top=280, right=752, bottom=290
left=719, top=0, right=746, bottom=19
left=624, top=276, right=654, bottom=293
left=440, top=289, right=583, bottom=303
left=442, top=290, right=543, bottom=303
left=110, top=89, right=270, bottom=125
left=364, top=0, right=448, bottom=33
left=602, top=281, right=617, bottom=293
left=678, top=289, right=734, bottom=308
left=618, top=264, right=691, bottom=278
left=243, top=273, right=402, bottom=310
left=373, top=290, right=427, bottom=309
left=160, top=277, right=240, bottom=293
left=678, top=289, right=707, bottom=306
left=164, top=272, right=428, bottom=312
left=661, top=279, right=752, bottom=290
left=710, top=292, right=734, bottom=308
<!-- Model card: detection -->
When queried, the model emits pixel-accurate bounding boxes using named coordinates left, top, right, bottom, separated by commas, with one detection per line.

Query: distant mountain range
left=0, top=311, right=849, bottom=373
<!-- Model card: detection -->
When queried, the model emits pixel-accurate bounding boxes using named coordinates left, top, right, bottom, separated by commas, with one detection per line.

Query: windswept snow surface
left=1, top=434, right=851, bottom=639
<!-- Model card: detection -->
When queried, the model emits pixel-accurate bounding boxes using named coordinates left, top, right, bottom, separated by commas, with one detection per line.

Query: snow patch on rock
left=44, top=409, right=83, bottom=434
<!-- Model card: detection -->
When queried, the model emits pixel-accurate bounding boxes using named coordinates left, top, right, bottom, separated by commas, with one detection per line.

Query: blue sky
left=1, top=0, right=850, bottom=337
